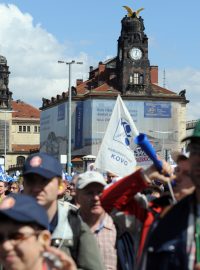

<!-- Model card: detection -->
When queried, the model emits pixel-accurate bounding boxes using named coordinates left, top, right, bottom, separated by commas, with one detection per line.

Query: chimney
left=98, top=61, right=105, bottom=74
left=76, top=79, right=83, bottom=86
left=150, top=66, right=158, bottom=84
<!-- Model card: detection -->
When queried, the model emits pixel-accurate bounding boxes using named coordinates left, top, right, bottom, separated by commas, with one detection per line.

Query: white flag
left=94, top=95, right=139, bottom=177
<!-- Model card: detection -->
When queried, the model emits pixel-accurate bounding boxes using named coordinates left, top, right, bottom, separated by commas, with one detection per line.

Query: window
left=133, top=73, right=139, bottom=84
left=19, top=125, right=32, bottom=133
left=34, top=125, right=40, bottom=133
left=17, top=156, right=25, bottom=165
left=139, top=74, right=144, bottom=84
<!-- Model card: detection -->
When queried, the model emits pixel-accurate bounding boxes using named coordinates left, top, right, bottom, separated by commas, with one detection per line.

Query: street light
left=58, top=60, right=83, bottom=175
left=0, top=110, right=15, bottom=171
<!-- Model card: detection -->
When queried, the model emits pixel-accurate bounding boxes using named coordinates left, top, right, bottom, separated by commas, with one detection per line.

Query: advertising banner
left=144, top=102, right=171, bottom=118
left=75, top=102, right=83, bottom=149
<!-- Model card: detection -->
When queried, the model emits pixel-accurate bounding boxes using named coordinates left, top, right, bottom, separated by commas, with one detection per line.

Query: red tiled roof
left=92, top=83, right=115, bottom=92
left=76, top=79, right=91, bottom=95
left=41, top=58, right=186, bottom=109
left=11, top=100, right=40, bottom=119
left=71, top=157, right=83, bottom=162
left=151, top=84, right=177, bottom=95
left=12, top=144, right=39, bottom=152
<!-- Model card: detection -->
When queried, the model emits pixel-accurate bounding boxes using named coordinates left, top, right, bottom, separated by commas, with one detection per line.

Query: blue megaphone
left=134, top=133, right=163, bottom=172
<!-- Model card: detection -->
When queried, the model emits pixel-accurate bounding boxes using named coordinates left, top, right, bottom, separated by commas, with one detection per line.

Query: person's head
left=182, top=120, right=200, bottom=190
left=0, top=193, right=50, bottom=270
left=143, top=185, right=163, bottom=202
left=0, top=180, right=8, bottom=198
left=172, top=153, right=194, bottom=201
left=0, top=181, right=7, bottom=197
left=22, top=152, right=63, bottom=208
left=70, top=174, right=79, bottom=198
left=106, top=171, right=118, bottom=184
left=9, top=181, right=20, bottom=194
left=76, top=171, right=106, bottom=218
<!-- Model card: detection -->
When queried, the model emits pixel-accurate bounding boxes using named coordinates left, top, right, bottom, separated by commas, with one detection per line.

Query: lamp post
left=0, top=110, right=14, bottom=171
left=58, top=60, right=83, bottom=175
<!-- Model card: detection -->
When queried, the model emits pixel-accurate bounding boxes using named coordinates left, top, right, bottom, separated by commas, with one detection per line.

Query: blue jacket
left=138, top=194, right=195, bottom=270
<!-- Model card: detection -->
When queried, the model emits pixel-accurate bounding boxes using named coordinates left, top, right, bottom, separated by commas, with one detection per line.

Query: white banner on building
left=94, top=95, right=139, bottom=177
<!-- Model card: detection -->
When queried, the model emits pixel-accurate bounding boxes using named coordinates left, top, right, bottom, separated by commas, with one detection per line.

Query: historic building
left=40, top=8, right=188, bottom=170
left=0, top=55, right=40, bottom=173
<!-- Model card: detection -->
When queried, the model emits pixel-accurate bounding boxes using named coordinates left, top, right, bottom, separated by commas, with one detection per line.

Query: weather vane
left=123, top=5, right=144, bottom=18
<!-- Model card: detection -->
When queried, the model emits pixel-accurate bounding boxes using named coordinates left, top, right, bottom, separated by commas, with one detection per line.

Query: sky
left=0, top=0, right=199, bottom=120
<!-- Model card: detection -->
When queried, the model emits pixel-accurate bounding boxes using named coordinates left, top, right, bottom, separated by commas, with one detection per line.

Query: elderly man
left=0, top=193, right=76, bottom=270
left=22, top=152, right=104, bottom=270
left=76, top=171, right=117, bottom=270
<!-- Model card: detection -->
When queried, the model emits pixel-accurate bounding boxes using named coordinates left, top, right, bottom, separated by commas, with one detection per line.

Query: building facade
left=40, top=9, right=188, bottom=170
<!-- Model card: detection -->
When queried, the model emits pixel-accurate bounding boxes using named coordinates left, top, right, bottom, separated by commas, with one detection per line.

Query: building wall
left=11, top=120, right=40, bottom=145
left=0, top=116, right=40, bottom=171
left=40, top=98, right=186, bottom=165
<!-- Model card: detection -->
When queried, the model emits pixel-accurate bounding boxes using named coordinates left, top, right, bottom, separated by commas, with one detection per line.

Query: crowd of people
left=0, top=119, right=199, bottom=270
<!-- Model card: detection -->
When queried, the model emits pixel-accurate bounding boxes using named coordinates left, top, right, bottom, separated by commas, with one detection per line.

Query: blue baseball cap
left=0, top=193, right=49, bottom=229
left=23, top=152, right=62, bottom=179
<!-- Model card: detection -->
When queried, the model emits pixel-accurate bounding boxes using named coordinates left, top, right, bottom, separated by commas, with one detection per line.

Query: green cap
left=182, top=120, right=200, bottom=142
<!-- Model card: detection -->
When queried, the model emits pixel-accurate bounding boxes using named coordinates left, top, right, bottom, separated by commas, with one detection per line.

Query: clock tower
left=116, top=10, right=152, bottom=95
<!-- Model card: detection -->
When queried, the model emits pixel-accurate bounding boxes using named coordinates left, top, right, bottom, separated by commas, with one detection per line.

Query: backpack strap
left=67, top=208, right=81, bottom=261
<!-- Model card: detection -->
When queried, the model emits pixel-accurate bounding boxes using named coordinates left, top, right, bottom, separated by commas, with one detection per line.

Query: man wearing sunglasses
left=0, top=193, right=77, bottom=270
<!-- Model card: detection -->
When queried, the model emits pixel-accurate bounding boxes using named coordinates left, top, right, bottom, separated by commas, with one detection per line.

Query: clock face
left=129, top=47, right=142, bottom=60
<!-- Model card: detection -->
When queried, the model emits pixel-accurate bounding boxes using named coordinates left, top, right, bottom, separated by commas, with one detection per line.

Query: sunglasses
left=0, top=231, right=40, bottom=245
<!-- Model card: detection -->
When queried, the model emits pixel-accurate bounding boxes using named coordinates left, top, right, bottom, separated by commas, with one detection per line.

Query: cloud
left=159, top=67, right=200, bottom=120
left=0, top=4, right=89, bottom=108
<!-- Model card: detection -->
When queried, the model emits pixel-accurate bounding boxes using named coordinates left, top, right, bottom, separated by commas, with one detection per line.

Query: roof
left=12, top=100, right=40, bottom=119
left=41, top=57, right=187, bottom=109
left=151, top=84, right=177, bottom=95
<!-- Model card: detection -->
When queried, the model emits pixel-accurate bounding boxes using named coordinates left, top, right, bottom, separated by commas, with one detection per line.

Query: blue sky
left=0, top=0, right=199, bottom=120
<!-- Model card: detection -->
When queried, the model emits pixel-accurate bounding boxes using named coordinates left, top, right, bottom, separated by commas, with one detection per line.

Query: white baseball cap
left=76, top=171, right=106, bottom=189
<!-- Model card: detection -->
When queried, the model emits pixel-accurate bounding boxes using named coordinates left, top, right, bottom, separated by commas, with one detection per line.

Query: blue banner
left=144, top=102, right=171, bottom=118
left=57, top=103, right=65, bottom=121
left=75, top=102, right=83, bottom=149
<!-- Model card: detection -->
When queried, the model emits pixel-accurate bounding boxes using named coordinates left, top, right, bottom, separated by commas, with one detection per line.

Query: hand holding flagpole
left=134, top=133, right=176, bottom=204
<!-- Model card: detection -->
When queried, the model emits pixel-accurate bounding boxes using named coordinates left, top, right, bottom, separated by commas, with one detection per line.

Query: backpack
left=115, top=224, right=135, bottom=270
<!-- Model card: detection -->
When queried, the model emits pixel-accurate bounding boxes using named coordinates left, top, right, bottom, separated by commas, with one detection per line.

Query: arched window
left=17, top=156, right=25, bottom=165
